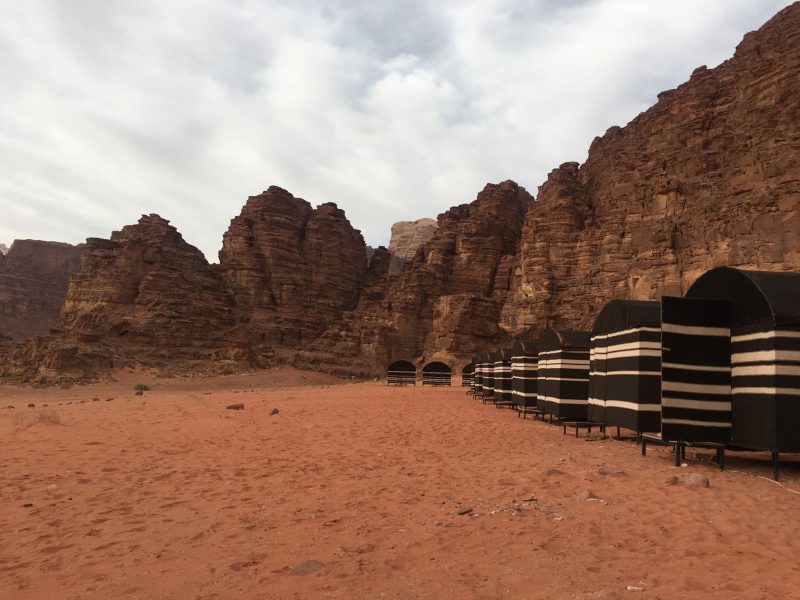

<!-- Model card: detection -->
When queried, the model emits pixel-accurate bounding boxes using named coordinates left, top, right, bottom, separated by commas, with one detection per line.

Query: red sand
left=2, top=368, right=800, bottom=599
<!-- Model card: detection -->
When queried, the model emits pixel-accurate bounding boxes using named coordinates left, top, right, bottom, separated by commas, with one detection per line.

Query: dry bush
left=133, top=383, right=150, bottom=392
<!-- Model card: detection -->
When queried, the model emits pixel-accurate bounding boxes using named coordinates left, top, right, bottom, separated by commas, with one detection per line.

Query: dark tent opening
left=510, top=340, right=539, bottom=410
left=538, top=329, right=591, bottom=420
left=422, top=361, right=452, bottom=386
left=590, top=300, right=661, bottom=434
left=387, top=360, right=416, bottom=386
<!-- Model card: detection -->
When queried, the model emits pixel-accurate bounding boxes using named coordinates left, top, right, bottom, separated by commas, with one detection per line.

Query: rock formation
left=217, top=186, right=368, bottom=361
left=4, top=3, right=800, bottom=381
left=0, top=240, right=82, bottom=341
left=0, top=243, right=9, bottom=255
left=501, top=1, right=800, bottom=338
left=4, top=215, right=247, bottom=380
left=387, top=218, right=438, bottom=274
left=297, top=181, right=532, bottom=375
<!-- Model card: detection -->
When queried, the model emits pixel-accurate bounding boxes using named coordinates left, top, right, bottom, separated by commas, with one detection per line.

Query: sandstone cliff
left=297, top=181, right=532, bottom=375
left=0, top=244, right=8, bottom=255
left=387, top=218, right=438, bottom=275
left=501, top=1, right=800, bottom=338
left=0, top=240, right=82, bottom=341
left=218, top=186, right=368, bottom=361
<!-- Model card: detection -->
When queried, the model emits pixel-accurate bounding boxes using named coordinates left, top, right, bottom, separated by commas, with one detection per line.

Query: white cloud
left=0, top=0, right=792, bottom=260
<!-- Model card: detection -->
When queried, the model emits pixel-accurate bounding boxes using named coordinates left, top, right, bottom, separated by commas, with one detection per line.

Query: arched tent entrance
left=538, top=330, right=591, bottom=420
left=590, top=300, right=661, bottom=434
left=667, top=267, right=800, bottom=475
left=492, top=347, right=514, bottom=407
left=481, top=351, right=496, bottom=403
left=461, top=363, right=474, bottom=388
left=511, top=340, right=539, bottom=411
left=422, top=362, right=452, bottom=386
left=387, top=360, right=416, bottom=386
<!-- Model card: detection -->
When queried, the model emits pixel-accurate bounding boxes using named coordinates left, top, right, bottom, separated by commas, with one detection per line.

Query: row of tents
left=389, top=267, right=800, bottom=480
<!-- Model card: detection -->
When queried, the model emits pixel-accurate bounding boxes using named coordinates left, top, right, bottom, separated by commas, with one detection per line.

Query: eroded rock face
left=388, top=218, right=438, bottom=274
left=7, top=215, right=248, bottom=380
left=0, top=244, right=9, bottom=255
left=0, top=240, right=82, bottom=341
left=218, top=186, right=367, bottom=359
left=297, top=181, right=532, bottom=375
left=501, top=2, right=800, bottom=338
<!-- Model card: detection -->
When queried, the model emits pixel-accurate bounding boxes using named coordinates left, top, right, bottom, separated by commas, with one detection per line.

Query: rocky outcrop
left=387, top=218, right=438, bottom=274
left=0, top=240, right=82, bottom=341
left=501, top=1, right=800, bottom=338
left=218, top=186, right=368, bottom=361
left=297, top=181, right=532, bottom=375
left=4, top=215, right=248, bottom=380
left=0, top=244, right=9, bottom=255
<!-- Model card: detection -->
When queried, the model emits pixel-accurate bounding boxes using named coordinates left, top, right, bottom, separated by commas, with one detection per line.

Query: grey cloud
left=0, top=0, right=792, bottom=258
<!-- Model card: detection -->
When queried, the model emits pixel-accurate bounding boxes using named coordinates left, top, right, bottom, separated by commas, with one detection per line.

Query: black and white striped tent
left=666, top=267, right=800, bottom=456
left=538, top=329, right=591, bottom=419
left=589, top=300, right=661, bottom=433
left=461, top=363, right=474, bottom=388
left=387, top=360, right=416, bottom=385
left=422, top=361, right=452, bottom=386
left=511, top=340, right=539, bottom=409
left=492, top=348, right=514, bottom=406
left=481, top=351, right=496, bottom=401
left=471, top=354, right=483, bottom=397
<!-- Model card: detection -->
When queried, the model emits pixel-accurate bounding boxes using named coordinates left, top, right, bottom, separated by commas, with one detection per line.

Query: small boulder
left=269, top=408, right=279, bottom=415
left=290, top=560, right=325, bottom=576
left=226, top=403, right=245, bottom=411
left=457, top=506, right=473, bottom=515
left=134, top=390, right=144, bottom=396
left=580, top=490, right=601, bottom=501
left=665, top=473, right=710, bottom=488
left=27, top=403, right=35, bottom=408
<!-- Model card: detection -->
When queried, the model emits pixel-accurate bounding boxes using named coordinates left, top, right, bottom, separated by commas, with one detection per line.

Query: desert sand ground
left=2, top=368, right=800, bottom=600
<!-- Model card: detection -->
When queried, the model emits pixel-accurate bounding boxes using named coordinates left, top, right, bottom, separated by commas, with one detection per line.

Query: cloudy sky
left=0, top=0, right=791, bottom=260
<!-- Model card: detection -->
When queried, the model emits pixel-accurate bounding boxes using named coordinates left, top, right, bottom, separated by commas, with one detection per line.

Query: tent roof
left=510, top=339, right=539, bottom=356
left=687, top=267, right=800, bottom=327
left=540, top=329, right=590, bottom=351
left=592, top=299, right=661, bottom=335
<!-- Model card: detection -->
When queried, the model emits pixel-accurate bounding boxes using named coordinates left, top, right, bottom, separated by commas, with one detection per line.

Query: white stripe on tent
left=662, top=362, right=730, bottom=373
left=541, top=397, right=588, bottom=405
left=603, top=349, right=662, bottom=359
left=590, top=370, right=661, bottom=377
left=733, top=365, right=800, bottom=376
left=662, top=397, right=731, bottom=411
left=731, top=387, right=800, bottom=396
left=662, top=381, right=731, bottom=395
left=592, top=327, right=661, bottom=341
left=732, top=330, right=800, bottom=342
left=661, top=418, right=732, bottom=428
left=732, top=350, right=800, bottom=364
left=605, top=400, right=661, bottom=412
left=512, top=391, right=539, bottom=398
left=604, top=341, right=661, bottom=353
left=662, top=323, right=730, bottom=337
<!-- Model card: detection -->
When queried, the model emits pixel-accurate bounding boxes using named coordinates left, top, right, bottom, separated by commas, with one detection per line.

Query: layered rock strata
left=387, top=218, right=438, bottom=274
left=0, top=240, right=82, bottom=341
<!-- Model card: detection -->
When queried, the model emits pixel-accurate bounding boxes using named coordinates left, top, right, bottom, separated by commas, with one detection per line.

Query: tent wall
left=511, top=355, right=538, bottom=408
left=731, top=325, right=800, bottom=452
left=661, top=297, right=732, bottom=443
left=472, top=362, right=483, bottom=396
left=590, top=327, right=661, bottom=432
left=482, top=356, right=495, bottom=399
left=493, top=356, right=513, bottom=404
left=539, top=331, right=590, bottom=419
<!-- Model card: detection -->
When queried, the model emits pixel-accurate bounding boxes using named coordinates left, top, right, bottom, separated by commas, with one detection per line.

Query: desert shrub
left=133, top=383, right=150, bottom=392
left=60, top=382, right=72, bottom=390
left=36, top=409, right=61, bottom=424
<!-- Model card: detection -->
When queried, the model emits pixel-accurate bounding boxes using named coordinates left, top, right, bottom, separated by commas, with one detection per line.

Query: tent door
left=661, top=296, right=732, bottom=443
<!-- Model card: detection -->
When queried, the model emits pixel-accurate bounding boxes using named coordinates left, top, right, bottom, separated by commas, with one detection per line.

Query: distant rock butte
left=387, top=218, right=438, bottom=275
left=3, top=2, right=800, bottom=381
